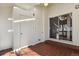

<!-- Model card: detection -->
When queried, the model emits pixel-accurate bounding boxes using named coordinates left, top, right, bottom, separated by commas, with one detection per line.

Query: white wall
left=45, top=3, right=79, bottom=46
left=34, top=6, right=46, bottom=43
left=43, top=7, right=49, bottom=40
left=0, top=4, right=13, bottom=51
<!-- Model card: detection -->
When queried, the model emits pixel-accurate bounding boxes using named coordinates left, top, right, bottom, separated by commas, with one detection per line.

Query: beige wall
left=45, top=3, right=79, bottom=46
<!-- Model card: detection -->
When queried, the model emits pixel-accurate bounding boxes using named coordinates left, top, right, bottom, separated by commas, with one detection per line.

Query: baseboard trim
left=13, top=45, right=29, bottom=52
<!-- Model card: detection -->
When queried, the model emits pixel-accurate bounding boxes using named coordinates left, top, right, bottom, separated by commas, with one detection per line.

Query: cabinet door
left=20, top=21, right=34, bottom=47
left=13, top=23, right=21, bottom=50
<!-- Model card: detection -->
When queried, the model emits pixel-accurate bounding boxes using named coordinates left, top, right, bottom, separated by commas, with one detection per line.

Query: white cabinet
left=13, top=20, right=43, bottom=50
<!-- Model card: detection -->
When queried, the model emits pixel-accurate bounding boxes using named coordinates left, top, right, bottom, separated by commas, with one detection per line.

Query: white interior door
left=20, top=20, right=35, bottom=48
left=13, top=20, right=34, bottom=49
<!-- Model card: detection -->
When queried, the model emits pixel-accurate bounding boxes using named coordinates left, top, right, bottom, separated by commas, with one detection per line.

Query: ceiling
left=14, top=3, right=40, bottom=10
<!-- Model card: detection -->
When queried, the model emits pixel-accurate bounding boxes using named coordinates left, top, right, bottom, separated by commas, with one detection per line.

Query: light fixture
left=13, top=18, right=36, bottom=23
left=8, top=18, right=13, bottom=20
left=13, top=6, right=18, bottom=9
left=44, top=3, right=48, bottom=7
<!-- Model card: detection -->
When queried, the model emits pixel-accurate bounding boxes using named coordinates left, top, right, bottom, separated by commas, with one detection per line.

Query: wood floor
left=2, top=41, right=79, bottom=56
left=0, top=48, right=12, bottom=56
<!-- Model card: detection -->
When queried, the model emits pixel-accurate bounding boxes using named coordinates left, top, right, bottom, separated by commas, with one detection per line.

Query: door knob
left=20, top=33, right=23, bottom=35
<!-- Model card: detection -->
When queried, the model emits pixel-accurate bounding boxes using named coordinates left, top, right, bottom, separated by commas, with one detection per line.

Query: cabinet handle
left=20, top=33, right=23, bottom=35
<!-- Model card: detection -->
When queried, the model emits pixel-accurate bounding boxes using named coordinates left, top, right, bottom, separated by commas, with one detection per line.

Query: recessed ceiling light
left=13, top=6, right=18, bottom=9
left=44, top=3, right=48, bottom=7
